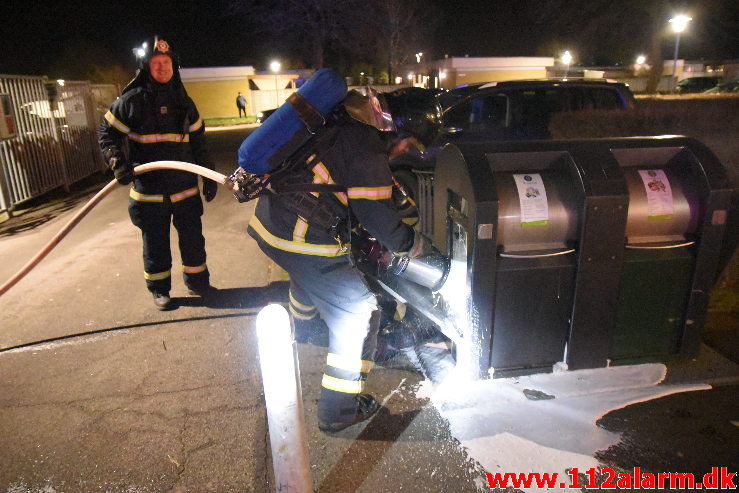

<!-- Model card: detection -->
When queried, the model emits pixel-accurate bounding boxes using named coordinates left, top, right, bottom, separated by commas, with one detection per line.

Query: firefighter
left=245, top=89, right=426, bottom=432
left=98, top=38, right=217, bottom=310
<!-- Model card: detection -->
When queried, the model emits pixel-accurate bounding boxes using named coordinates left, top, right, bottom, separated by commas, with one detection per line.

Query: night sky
left=3, top=0, right=737, bottom=79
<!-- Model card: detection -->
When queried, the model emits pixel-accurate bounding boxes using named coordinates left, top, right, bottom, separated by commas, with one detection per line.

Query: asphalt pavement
left=0, top=127, right=737, bottom=492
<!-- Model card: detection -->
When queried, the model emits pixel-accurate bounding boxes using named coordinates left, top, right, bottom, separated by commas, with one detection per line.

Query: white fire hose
left=0, top=161, right=235, bottom=297
left=1, top=161, right=315, bottom=489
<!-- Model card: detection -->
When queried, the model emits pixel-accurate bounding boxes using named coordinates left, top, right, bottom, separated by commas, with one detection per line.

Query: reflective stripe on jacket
left=247, top=117, right=413, bottom=257
left=98, top=81, right=211, bottom=196
left=129, top=186, right=199, bottom=203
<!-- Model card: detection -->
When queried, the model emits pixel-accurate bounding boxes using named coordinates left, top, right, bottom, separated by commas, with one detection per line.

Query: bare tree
left=527, top=0, right=675, bottom=93
left=50, top=41, right=133, bottom=87
left=377, top=0, right=438, bottom=82
left=231, top=0, right=363, bottom=68
left=231, top=0, right=437, bottom=77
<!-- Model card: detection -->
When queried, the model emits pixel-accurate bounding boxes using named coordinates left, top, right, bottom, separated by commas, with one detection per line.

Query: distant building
left=180, top=66, right=255, bottom=119
left=413, top=56, right=556, bottom=89
left=179, top=66, right=308, bottom=118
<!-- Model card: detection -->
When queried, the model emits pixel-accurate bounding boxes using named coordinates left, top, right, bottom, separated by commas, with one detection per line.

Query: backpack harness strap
left=287, top=92, right=326, bottom=134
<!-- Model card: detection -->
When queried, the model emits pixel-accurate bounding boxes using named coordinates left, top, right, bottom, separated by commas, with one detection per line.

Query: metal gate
left=57, top=80, right=105, bottom=184
left=0, top=75, right=107, bottom=216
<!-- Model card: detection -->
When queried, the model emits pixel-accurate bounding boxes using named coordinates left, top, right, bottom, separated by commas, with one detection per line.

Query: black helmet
left=141, top=37, right=180, bottom=69
left=382, top=87, right=442, bottom=147
left=123, top=37, right=182, bottom=94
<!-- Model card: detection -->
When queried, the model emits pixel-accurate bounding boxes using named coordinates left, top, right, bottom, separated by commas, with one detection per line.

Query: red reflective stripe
left=182, top=263, right=207, bottom=274
left=170, top=187, right=199, bottom=202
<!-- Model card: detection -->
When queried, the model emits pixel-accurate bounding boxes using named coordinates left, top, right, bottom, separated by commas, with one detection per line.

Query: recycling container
left=433, top=143, right=586, bottom=377
left=607, top=138, right=732, bottom=362
left=431, top=137, right=732, bottom=378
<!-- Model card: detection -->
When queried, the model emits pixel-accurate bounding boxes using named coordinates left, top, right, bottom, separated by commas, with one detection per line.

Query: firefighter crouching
left=98, top=38, right=218, bottom=311
left=244, top=90, right=429, bottom=432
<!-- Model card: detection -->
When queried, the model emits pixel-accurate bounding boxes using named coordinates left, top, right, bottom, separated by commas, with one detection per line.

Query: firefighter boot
left=185, top=269, right=213, bottom=297
left=187, top=285, right=215, bottom=297
left=152, top=291, right=174, bottom=311
left=318, top=392, right=380, bottom=433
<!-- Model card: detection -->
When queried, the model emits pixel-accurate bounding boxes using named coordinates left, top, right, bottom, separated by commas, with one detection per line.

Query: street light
left=270, top=60, right=281, bottom=107
left=132, top=41, right=148, bottom=60
left=634, top=55, right=647, bottom=76
left=669, top=15, right=692, bottom=93
left=562, top=50, right=573, bottom=78
left=415, top=52, right=423, bottom=64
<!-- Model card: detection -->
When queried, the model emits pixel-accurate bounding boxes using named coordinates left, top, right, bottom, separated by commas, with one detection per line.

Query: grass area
left=204, top=116, right=257, bottom=126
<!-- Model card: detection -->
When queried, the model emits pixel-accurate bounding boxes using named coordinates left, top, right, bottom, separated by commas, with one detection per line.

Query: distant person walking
left=236, top=92, right=247, bottom=118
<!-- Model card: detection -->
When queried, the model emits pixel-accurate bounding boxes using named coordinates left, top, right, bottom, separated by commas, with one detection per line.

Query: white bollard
left=256, top=304, right=313, bottom=493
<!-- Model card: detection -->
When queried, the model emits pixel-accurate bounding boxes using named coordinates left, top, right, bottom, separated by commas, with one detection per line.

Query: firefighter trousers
left=128, top=194, right=209, bottom=294
left=254, top=239, right=379, bottom=424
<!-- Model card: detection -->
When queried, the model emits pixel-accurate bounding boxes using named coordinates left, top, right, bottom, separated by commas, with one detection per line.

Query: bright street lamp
left=270, top=60, right=281, bottom=107
left=636, top=55, right=646, bottom=65
left=133, top=41, right=147, bottom=60
left=562, top=50, right=573, bottom=77
left=669, top=15, right=692, bottom=92
left=415, top=52, right=423, bottom=64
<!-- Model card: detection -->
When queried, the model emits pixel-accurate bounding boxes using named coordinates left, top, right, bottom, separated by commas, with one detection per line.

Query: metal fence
left=0, top=75, right=115, bottom=216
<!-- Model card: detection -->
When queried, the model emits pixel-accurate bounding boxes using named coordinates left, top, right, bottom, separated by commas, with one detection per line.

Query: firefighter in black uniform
left=99, top=38, right=217, bottom=310
left=245, top=89, right=425, bottom=432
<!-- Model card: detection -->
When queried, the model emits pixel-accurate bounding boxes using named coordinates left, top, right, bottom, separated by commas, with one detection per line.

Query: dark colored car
left=437, top=79, right=635, bottom=143
left=385, top=79, right=635, bottom=171
left=676, top=76, right=721, bottom=93
left=704, top=78, right=739, bottom=94
left=383, top=79, right=636, bottom=220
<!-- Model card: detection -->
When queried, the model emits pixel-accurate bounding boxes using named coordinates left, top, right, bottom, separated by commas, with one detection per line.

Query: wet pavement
left=1, top=127, right=737, bottom=492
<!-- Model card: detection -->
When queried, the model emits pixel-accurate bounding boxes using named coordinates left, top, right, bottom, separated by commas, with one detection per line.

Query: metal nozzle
left=389, top=250, right=451, bottom=292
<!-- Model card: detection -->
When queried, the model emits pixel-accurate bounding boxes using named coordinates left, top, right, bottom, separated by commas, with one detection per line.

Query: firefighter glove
left=203, top=178, right=218, bottom=202
left=111, top=158, right=135, bottom=185
left=407, top=229, right=433, bottom=259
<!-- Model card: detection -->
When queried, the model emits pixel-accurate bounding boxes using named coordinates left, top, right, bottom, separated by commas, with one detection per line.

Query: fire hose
left=0, top=160, right=462, bottom=345
left=0, top=161, right=234, bottom=297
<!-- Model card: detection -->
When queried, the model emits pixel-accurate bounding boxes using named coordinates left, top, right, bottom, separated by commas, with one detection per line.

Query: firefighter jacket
left=248, top=117, right=414, bottom=258
left=99, top=79, right=212, bottom=197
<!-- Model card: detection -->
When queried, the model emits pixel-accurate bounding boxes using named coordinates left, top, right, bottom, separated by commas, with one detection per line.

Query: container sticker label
left=513, top=173, right=549, bottom=227
left=638, top=169, right=674, bottom=220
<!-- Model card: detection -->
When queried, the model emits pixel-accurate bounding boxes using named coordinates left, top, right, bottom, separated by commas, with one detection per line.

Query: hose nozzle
left=388, top=239, right=450, bottom=292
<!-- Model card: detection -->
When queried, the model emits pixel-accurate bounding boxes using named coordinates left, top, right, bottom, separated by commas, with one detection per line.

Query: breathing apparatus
left=3, top=70, right=452, bottom=322
left=228, top=70, right=452, bottom=293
